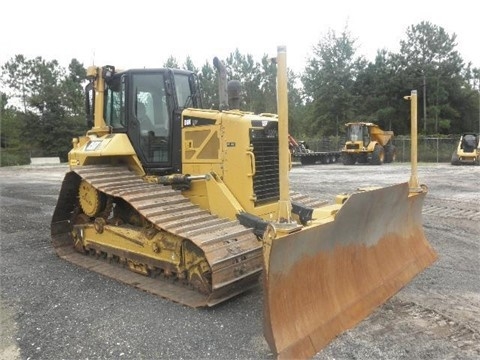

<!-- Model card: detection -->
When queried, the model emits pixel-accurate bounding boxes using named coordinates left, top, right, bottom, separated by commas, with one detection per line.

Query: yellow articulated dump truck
left=451, top=133, right=479, bottom=165
left=51, top=47, right=437, bottom=359
left=341, top=122, right=396, bottom=165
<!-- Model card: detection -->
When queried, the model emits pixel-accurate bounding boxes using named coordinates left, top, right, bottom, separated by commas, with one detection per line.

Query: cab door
left=128, top=71, right=172, bottom=171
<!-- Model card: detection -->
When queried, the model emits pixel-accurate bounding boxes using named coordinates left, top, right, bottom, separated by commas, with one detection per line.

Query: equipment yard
left=1, top=163, right=479, bottom=359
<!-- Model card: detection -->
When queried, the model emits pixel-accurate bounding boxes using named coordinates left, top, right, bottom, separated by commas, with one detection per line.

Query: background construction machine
left=341, top=122, right=396, bottom=165
left=51, top=47, right=436, bottom=358
left=289, top=134, right=341, bottom=165
left=450, top=133, right=479, bottom=165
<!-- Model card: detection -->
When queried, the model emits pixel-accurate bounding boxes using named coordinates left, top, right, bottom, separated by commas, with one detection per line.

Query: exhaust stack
left=213, top=57, right=229, bottom=110
left=213, top=57, right=242, bottom=110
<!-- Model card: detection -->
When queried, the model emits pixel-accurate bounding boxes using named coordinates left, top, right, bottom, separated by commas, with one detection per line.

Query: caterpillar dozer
left=51, top=46, right=437, bottom=359
left=450, top=133, right=479, bottom=165
left=341, top=122, right=396, bottom=165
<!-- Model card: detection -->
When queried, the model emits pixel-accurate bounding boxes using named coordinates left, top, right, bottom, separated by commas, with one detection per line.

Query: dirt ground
left=0, top=163, right=479, bottom=359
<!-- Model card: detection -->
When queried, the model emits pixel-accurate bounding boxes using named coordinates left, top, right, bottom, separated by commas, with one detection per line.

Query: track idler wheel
left=78, top=180, right=107, bottom=217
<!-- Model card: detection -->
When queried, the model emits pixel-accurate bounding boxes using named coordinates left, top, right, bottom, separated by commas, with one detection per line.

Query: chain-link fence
left=393, top=137, right=458, bottom=163
left=302, top=136, right=460, bottom=163
left=0, top=136, right=465, bottom=166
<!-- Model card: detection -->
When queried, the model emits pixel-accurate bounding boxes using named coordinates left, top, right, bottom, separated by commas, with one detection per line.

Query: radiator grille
left=250, top=128, right=279, bottom=205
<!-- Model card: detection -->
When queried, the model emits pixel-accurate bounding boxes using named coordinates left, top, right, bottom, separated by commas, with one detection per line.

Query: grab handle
left=246, top=151, right=256, bottom=177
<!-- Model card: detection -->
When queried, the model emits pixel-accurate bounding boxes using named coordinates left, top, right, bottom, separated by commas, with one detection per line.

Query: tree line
left=1, top=21, right=479, bottom=165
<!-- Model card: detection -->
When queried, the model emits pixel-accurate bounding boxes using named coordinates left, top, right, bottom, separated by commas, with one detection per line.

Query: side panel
left=68, top=134, right=145, bottom=175
left=181, top=110, right=280, bottom=219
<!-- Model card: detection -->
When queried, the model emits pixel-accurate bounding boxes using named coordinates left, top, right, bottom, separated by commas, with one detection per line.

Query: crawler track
left=423, top=199, right=480, bottom=221
left=51, top=165, right=264, bottom=307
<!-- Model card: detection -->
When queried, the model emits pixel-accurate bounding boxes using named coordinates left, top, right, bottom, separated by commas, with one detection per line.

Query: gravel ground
left=0, top=163, right=479, bottom=360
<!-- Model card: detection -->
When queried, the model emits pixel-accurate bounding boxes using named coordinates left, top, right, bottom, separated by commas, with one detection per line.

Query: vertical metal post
left=85, top=66, right=110, bottom=135
left=407, top=90, right=421, bottom=191
left=423, top=74, right=427, bottom=133
left=273, top=46, right=301, bottom=232
left=276, top=46, right=291, bottom=221
left=94, top=68, right=106, bottom=129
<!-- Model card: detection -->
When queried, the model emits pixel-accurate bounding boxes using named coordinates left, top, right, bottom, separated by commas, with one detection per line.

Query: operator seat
left=137, top=103, right=154, bottom=134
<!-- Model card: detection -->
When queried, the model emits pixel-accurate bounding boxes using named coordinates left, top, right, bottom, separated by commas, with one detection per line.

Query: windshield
left=347, top=124, right=362, bottom=142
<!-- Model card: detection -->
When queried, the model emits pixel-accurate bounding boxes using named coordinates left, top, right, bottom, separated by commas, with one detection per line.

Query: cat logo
left=183, top=118, right=198, bottom=126
left=85, top=140, right=102, bottom=151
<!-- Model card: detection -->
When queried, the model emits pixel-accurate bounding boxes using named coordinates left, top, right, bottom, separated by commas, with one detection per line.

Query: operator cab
left=461, top=133, right=478, bottom=152
left=101, top=67, right=202, bottom=174
left=346, top=123, right=370, bottom=147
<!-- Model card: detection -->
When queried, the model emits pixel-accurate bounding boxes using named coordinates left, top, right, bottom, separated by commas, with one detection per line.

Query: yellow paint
left=68, top=133, right=145, bottom=176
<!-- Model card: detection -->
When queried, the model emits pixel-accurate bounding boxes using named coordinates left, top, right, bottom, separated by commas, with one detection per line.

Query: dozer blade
left=263, top=182, right=437, bottom=359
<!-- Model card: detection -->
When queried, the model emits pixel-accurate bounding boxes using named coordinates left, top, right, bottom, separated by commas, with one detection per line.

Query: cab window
left=105, top=76, right=126, bottom=129
left=174, top=74, right=192, bottom=108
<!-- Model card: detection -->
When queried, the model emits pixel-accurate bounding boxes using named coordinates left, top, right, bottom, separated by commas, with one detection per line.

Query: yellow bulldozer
left=450, top=133, right=479, bottom=165
left=51, top=47, right=437, bottom=358
left=341, top=122, right=396, bottom=165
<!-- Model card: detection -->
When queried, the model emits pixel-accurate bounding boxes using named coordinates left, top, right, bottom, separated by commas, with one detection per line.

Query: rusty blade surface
left=263, top=182, right=437, bottom=359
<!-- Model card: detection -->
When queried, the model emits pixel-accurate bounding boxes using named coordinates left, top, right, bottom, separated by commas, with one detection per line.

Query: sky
left=1, top=0, right=478, bottom=76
